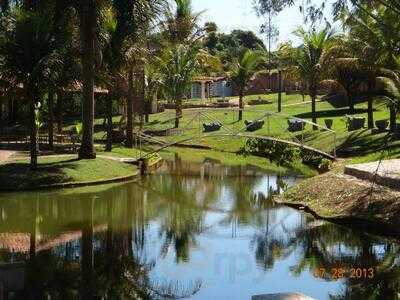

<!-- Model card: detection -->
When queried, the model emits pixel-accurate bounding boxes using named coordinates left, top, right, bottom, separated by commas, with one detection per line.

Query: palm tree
left=376, top=70, right=400, bottom=132
left=340, top=5, right=400, bottom=130
left=293, top=27, right=336, bottom=130
left=162, top=0, right=202, bottom=45
left=295, top=27, right=335, bottom=130
left=0, top=7, right=62, bottom=169
left=229, top=48, right=265, bottom=121
left=158, top=44, right=199, bottom=128
left=78, top=0, right=99, bottom=159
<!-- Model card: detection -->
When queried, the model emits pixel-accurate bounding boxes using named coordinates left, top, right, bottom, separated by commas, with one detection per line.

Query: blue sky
left=192, top=0, right=336, bottom=49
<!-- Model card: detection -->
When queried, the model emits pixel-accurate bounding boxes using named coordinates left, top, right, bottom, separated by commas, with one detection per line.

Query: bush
left=301, top=151, right=332, bottom=172
left=239, top=138, right=301, bottom=166
left=318, top=158, right=332, bottom=172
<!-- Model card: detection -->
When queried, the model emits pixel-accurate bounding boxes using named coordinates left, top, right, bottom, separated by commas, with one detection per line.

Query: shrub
left=239, top=138, right=300, bottom=166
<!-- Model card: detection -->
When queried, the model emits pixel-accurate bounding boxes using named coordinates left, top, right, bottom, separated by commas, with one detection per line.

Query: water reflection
left=0, top=157, right=399, bottom=299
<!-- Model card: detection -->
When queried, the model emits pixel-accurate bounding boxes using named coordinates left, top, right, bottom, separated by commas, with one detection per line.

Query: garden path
left=0, top=150, right=15, bottom=163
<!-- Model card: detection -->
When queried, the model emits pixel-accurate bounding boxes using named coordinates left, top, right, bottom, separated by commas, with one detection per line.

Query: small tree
left=158, top=44, right=199, bottom=128
left=229, top=48, right=265, bottom=121
left=293, top=27, right=336, bottom=130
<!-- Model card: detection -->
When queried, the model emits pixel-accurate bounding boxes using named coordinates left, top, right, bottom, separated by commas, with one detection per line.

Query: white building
left=190, top=77, right=232, bottom=100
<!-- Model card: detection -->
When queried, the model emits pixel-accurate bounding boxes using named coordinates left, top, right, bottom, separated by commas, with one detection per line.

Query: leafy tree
left=101, top=0, right=161, bottom=150
left=339, top=4, right=400, bottom=129
left=229, top=48, right=265, bottom=121
left=204, top=29, right=266, bottom=69
left=0, top=6, right=62, bottom=169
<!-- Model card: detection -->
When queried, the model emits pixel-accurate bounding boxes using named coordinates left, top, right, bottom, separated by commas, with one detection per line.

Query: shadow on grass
left=337, top=130, right=400, bottom=158
left=0, top=159, right=78, bottom=190
left=295, top=108, right=374, bottom=119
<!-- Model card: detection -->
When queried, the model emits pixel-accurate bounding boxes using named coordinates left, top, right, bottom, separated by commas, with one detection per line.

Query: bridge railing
left=138, top=108, right=337, bottom=160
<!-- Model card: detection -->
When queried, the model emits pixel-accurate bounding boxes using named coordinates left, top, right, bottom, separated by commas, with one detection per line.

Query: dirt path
left=0, top=150, right=15, bottom=163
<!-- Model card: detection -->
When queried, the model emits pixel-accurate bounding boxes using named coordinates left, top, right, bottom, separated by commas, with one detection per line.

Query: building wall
left=190, top=81, right=232, bottom=100
left=209, top=81, right=232, bottom=98
left=237, top=72, right=302, bottom=96
left=191, top=82, right=202, bottom=99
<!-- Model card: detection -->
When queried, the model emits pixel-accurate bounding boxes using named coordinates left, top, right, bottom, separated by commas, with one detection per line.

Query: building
left=246, top=70, right=303, bottom=95
left=190, top=76, right=232, bottom=100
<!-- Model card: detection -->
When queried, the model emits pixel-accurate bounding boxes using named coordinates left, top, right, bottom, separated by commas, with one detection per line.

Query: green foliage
left=34, top=102, right=43, bottom=130
left=239, top=138, right=301, bottom=166
left=204, top=29, right=266, bottom=68
left=162, top=0, right=201, bottom=44
left=75, top=122, right=83, bottom=136
left=229, top=48, right=265, bottom=95
left=318, top=158, right=333, bottom=172
left=292, top=26, right=337, bottom=95
left=158, top=44, right=200, bottom=101
left=142, top=153, right=162, bottom=166
left=0, top=7, right=63, bottom=97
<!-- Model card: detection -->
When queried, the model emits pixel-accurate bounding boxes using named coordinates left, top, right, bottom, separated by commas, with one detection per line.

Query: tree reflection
left=2, top=159, right=400, bottom=299
left=251, top=208, right=400, bottom=299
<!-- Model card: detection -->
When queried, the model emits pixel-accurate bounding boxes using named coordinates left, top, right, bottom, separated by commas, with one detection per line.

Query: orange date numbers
left=314, top=267, right=375, bottom=280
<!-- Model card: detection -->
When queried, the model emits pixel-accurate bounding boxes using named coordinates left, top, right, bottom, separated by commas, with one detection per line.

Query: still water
left=0, top=157, right=399, bottom=299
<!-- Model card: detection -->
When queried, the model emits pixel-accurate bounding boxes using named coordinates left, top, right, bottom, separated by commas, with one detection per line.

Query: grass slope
left=0, top=156, right=137, bottom=191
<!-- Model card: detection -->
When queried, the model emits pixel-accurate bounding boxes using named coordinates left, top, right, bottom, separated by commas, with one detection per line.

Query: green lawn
left=65, top=92, right=399, bottom=165
left=0, top=156, right=137, bottom=191
left=141, top=93, right=395, bottom=160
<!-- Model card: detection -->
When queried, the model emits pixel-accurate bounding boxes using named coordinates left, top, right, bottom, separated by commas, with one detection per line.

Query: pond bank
left=276, top=164, right=400, bottom=237
left=0, top=156, right=140, bottom=192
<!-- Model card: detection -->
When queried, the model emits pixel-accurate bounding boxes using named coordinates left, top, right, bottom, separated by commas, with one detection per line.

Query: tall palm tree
left=229, top=48, right=265, bottom=121
left=78, top=0, right=100, bottom=159
left=293, top=27, right=336, bottom=129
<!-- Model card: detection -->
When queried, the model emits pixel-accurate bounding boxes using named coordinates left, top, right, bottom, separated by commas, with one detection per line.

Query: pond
left=0, top=157, right=399, bottom=299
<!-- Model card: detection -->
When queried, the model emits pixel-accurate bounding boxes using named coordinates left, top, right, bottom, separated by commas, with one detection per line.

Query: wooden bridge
left=136, top=108, right=337, bottom=160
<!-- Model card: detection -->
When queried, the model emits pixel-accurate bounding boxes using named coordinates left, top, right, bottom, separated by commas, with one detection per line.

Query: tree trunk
left=7, top=97, right=13, bottom=124
left=139, top=68, right=145, bottom=130
left=367, top=97, right=374, bottom=129
left=126, top=69, right=134, bottom=148
left=48, top=91, right=54, bottom=149
left=278, top=70, right=282, bottom=113
left=29, top=101, right=38, bottom=170
left=145, top=104, right=150, bottom=123
left=78, top=0, right=96, bottom=159
left=56, top=91, right=63, bottom=134
left=348, top=93, right=355, bottom=114
left=105, top=93, right=113, bottom=152
left=311, top=92, right=317, bottom=131
left=390, top=105, right=397, bottom=132
left=238, top=90, right=244, bottom=121
left=175, top=96, right=182, bottom=128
